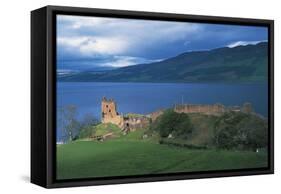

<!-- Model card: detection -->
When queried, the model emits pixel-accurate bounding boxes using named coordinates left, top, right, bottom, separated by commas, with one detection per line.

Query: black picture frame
left=31, top=5, right=274, bottom=188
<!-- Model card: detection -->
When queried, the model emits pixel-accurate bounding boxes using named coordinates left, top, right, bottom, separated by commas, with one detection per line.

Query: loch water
left=57, top=82, right=268, bottom=141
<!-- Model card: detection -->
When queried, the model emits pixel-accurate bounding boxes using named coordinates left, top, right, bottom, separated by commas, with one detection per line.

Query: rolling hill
left=58, top=42, right=268, bottom=83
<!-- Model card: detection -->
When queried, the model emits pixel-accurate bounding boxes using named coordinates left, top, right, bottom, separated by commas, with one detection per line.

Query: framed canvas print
left=31, top=5, right=274, bottom=188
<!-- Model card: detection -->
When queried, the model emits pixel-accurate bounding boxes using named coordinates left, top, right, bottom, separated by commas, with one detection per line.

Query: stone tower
left=101, top=97, right=124, bottom=127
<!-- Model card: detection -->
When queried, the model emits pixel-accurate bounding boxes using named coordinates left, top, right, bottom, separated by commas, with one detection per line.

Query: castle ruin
left=101, top=97, right=150, bottom=131
left=101, top=97, right=253, bottom=132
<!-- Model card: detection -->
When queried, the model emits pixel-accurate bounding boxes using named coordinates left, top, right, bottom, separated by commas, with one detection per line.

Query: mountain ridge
left=58, top=42, right=268, bottom=83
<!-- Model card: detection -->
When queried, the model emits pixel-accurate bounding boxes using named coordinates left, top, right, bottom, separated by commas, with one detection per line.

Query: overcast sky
left=57, top=15, right=268, bottom=71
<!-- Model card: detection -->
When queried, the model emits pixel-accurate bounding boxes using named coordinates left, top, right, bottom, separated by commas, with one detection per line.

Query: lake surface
left=57, top=82, right=268, bottom=141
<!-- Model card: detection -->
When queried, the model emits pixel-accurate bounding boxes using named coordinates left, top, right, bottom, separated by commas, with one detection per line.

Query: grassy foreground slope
left=57, top=140, right=267, bottom=180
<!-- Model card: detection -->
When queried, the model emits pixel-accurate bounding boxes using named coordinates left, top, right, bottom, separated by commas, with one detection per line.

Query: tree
left=80, top=113, right=99, bottom=129
left=78, top=113, right=99, bottom=139
left=156, top=110, right=179, bottom=137
left=58, top=105, right=80, bottom=142
left=150, top=109, right=193, bottom=139
left=214, top=112, right=268, bottom=151
left=237, top=115, right=268, bottom=150
left=172, top=114, right=193, bottom=139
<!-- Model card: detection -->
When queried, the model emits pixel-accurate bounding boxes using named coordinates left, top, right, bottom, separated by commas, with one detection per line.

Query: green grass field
left=57, top=140, right=268, bottom=180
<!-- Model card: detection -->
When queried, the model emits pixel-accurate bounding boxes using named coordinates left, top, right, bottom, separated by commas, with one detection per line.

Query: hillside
left=77, top=111, right=267, bottom=151
left=58, top=42, right=268, bottom=83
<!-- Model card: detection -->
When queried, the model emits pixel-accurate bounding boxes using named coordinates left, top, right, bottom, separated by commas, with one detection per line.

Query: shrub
left=214, top=112, right=268, bottom=151
left=150, top=109, right=193, bottom=139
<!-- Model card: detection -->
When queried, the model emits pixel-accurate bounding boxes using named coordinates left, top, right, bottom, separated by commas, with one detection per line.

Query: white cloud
left=58, top=36, right=86, bottom=47
left=57, top=36, right=129, bottom=56
left=58, top=15, right=200, bottom=35
left=227, top=40, right=266, bottom=48
left=57, top=69, right=78, bottom=75
left=100, top=56, right=162, bottom=68
left=57, top=15, right=202, bottom=57
left=57, top=15, right=113, bottom=29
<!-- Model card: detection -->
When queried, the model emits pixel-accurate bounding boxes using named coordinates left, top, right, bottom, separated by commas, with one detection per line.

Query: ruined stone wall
left=148, top=105, right=226, bottom=122
left=102, top=115, right=124, bottom=127
left=124, top=116, right=150, bottom=131
left=174, top=103, right=225, bottom=115
left=149, top=110, right=164, bottom=122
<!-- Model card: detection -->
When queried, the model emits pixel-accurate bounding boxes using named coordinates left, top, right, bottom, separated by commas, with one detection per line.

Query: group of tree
left=213, top=112, right=268, bottom=151
left=150, top=109, right=268, bottom=151
left=150, top=109, right=193, bottom=139
left=57, top=105, right=99, bottom=142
